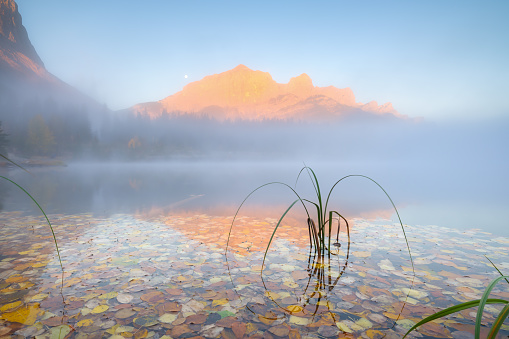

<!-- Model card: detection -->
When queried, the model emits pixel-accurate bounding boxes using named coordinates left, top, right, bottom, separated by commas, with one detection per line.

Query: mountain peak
left=231, top=64, right=252, bottom=72
left=132, top=65, right=402, bottom=121
left=0, top=0, right=44, bottom=67
left=288, top=73, right=314, bottom=97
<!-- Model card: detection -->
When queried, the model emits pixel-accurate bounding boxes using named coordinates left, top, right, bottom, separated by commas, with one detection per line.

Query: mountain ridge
left=131, top=64, right=403, bottom=121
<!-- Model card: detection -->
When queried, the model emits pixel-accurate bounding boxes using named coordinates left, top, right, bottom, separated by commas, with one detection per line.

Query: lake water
left=1, top=161, right=508, bottom=236
left=0, top=161, right=508, bottom=338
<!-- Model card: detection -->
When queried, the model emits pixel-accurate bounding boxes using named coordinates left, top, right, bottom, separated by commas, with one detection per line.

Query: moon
left=184, top=75, right=188, bottom=79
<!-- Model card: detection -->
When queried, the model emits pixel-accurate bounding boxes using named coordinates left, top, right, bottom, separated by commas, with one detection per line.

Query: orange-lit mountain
left=0, top=0, right=56, bottom=84
left=131, top=65, right=404, bottom=121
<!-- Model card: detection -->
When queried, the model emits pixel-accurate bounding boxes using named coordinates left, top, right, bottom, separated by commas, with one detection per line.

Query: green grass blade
left=304, top=167, right=324, bottom=222
left=261, top=199, right=299, bottom=271
left=0, top=176, right=64, bottom=283
left=475, top=275, right=509, bottom=339
left=403, top=298, right=509, bottom=339
left=324, top=174, right=414, bottom=274
left=485, top=255, right=509, bottom=285
left=295, top=166, right=318, bottom=197
left=0, top=153, right=30, bottom=174
left=487, top=303, right=509, bottom=339
left=225, top=181, right=310, bottom=256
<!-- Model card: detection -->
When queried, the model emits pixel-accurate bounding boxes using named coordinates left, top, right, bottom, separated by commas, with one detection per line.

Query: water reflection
left=1, top=160, right=508, bottom=236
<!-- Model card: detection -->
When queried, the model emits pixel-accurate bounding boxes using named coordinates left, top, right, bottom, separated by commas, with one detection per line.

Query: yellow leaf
left=287, top=305, right=303, bottom=313
left=0, top=303, right=42, bottom=325
left=0, top=301, right=22, bottom=312
left=366, top=329, right=384, bottom=339
left=246, top=322, right=257, bottom=334
left=6, top=275, right=27, bottom=283
left=212, top=298, right=229, bottom=306
left=336, top=321, right=353, bottom=333
left=91, top=305, right=109, bottom=313
left=99, top=291, right=118, bottom=299
left=76, top=319, right=95, bottom=327
left=32, top=261, right=50, bottom=268
left=289, top=315, right=309, bottom=325
left=284, top=281, right=299, bottom=288
left=265, top=291, right=280, bottom=300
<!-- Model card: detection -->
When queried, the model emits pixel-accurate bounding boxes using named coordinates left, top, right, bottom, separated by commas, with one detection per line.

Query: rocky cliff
left=132, top=64, right=402, bottom=121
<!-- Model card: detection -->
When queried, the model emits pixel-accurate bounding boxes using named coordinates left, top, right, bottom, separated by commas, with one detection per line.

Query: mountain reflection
left=1, top=160, right=508, bottom=236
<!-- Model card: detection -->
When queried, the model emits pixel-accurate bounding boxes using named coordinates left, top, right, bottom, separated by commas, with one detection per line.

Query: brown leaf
left=171, top=324, right=192, bottom=337
left=288, top=329, right=301, bottom=339
left=163, top=301, right=182, bottom=312
left=116, top=308, right=136, bottom=319
left=140, top=291, right=164, bottom=303
left=231, top=321, right=246, bottom=338
left=185, top=312, right=208, bottom=325
left=165, top=288, right=184, bottom=295
left=258, top=312, right=276, bottom=325
left=41, top=315, right=69, bottom=327
left=221, top=328, right=236, bottom=339
left=268, top=325, right=289, bottom=337
left=135, top=328, right=148, bottom=339
left=216, top=316, right=238, bottom=328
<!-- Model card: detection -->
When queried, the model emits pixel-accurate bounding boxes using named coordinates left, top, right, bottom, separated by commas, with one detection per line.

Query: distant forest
left=2, top=96, right=499, bottom=165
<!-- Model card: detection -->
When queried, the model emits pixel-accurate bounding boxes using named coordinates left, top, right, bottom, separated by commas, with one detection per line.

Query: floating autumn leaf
left=133, top=315, right=159, bottom=327
left=231, top=321, right=246, bottom=338
left=91, top=304, right=109, bottom=314
left=0, top=300, right=22, bottom=312
left=289, top=316, right=310, bottom=325
left=140, top=291, right=164, bottom=303
left=165, top=288, right=183, bottom=295
left=269, top=324, right=290, bottom=337
left=49, top=324, right=72, bottom=339
left=158, top=313, right=177, bottom=324
left=0, top=303, right=42, bottom=325
left=212, top=298, right=229, bottom=306
left=76, top=319, right=94, bottom=327
left=117, top=293, right=134, bottom=303
left=170, top=324, right=191, bottom=337
left=185, top=312, right=208, bottom=324
left=115, top=308, right=137, bottom=319
left=161, top=301, right=181, bottom=312
left=99, top=291, right=118, bottom=299
left=286, top=305, right=304, bottom=314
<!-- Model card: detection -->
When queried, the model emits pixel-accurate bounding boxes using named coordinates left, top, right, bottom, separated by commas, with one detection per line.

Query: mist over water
left=2, top=114, right=508, bottom=237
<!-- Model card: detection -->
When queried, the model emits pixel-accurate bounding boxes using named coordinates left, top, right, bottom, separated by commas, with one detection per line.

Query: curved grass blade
left=487, top=303, right=509, bottom=339
left=0, top=176, right=64, bottom=287
left=225, top=181, right=310, bottom=256
left=0, top=153, right=30, bottom=174
left=402, top=298, right=509, bottom=339
left=296, top=166, right=319, bottom=199
left=475, top=275, right=509, bottom=339
left=261, top=199, right=299, bottom=271
left=485, top=255, right=509, bottom=285
left=324, top=174, right=415, bottom=273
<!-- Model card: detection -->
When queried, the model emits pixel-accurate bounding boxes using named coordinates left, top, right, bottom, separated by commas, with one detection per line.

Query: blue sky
left=15, top=1, right=509, bottom=120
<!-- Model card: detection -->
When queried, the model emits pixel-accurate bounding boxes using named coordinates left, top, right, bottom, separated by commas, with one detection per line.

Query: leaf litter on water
left=0, top=211, right=508, bottom=337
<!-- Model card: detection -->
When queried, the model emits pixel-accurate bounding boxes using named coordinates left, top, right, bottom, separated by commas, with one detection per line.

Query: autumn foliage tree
left=26, top=115, right=55, bottom=156
left=0, top=121, right=8, bottom=155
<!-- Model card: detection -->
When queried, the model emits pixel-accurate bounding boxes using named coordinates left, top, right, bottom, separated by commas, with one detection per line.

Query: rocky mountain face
left=0, top=0, right=100, bottom=115
left=0, top=0, right=51, bottom=81
left=132, top=64, right=403, bottom=121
